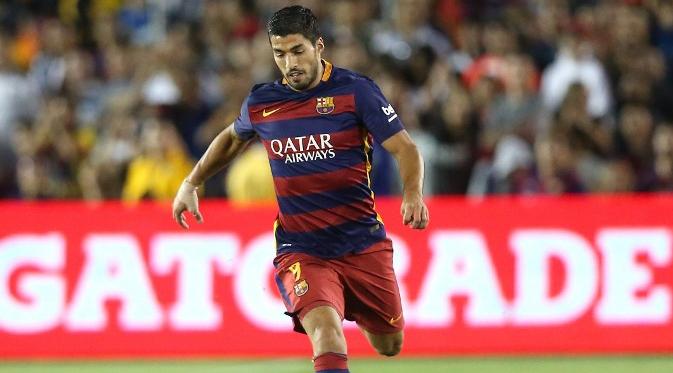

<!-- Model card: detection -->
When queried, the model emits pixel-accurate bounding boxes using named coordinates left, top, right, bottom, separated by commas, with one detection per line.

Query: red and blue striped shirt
left=234, top=61, right=404, bottom=258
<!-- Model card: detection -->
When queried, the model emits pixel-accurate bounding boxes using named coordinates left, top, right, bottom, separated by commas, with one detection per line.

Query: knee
left=302, top=306, right=347, bottom=355
left=375, top=336, right=403, bottom=357
left=312, top=325, right=346, bottom=353
left=376, top=342, right=401, bottom=357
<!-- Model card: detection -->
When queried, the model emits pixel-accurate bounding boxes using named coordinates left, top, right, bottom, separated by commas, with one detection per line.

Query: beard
left=286, top=60, right=320, bottom=91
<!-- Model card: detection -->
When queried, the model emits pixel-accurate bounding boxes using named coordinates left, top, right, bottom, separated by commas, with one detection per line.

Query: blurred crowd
left=2, top=0, right=673, bottom=201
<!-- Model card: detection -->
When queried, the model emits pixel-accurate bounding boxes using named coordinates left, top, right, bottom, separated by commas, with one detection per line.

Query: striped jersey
left=234, top=60, right=404, bottom=258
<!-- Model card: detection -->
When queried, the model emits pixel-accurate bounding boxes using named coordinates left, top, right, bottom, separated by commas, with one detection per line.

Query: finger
left=173, top=204, right=189, bottom=229
left=405, top=205, right=419, bottom=228
left=173, top=207, right=184, bottom=226
left=402, top=205, right=412, bottom=225
left=412, top=206, right=422, bottom=226
left=178, top=212, right=189, bottom=229
left=423, top=206, right=430, bottom=224
left=193, top=210, right=204, bottom=224
left=417, top=207, right=429, bottom=229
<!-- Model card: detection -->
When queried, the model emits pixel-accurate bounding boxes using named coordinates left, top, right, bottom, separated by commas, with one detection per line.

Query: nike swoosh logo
left=389, top=314, right=403, bottom=324
left=262, top=107, right=281, bottom=117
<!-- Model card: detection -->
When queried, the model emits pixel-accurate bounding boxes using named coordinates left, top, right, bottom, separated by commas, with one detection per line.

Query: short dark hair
left=267, top=5, right=320, bottom=44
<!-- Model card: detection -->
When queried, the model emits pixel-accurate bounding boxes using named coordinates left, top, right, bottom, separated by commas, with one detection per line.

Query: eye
left=294, top=50, right=304, bottom=55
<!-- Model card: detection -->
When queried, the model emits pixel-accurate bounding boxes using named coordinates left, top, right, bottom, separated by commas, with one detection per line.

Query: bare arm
left=172, top=124, right=253, bottom=228
left=186, top=124, right=252, bottom=185
left=381, top=130, right=429, bottom=229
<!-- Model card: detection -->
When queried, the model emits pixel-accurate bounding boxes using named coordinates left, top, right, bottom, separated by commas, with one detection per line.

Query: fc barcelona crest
left=316, top=97, right=335, bottom=115
left=294, top=279, right=309, bottom=297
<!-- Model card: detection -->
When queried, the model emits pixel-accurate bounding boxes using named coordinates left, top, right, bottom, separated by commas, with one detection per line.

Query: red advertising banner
left=1, top=195, right=673, bottom=358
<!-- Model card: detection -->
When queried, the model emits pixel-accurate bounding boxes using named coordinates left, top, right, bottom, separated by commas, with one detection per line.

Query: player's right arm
left=172, top=124, right=253, bottom=229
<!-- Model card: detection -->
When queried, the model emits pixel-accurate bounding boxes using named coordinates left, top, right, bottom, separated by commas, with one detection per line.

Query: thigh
left=339, top=243, right=405, bottom=334
left=274, top=252, right=345, bottom=333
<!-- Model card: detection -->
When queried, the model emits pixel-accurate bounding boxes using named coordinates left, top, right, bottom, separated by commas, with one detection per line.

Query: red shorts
left=273, top=239, right=404, bottom=335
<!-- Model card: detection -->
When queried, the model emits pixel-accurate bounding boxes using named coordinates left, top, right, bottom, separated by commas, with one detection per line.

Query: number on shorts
left=288, top=262, right=301, bottom=282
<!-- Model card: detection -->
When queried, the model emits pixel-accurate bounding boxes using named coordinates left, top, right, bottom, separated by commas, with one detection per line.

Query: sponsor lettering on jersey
left=381, top=104, right=398, bottom=122
left=270, top=134, right=336, bottom=164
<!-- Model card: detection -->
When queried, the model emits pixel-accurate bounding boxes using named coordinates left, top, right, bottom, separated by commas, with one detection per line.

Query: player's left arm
left=382, top=130, right=429, bottom=229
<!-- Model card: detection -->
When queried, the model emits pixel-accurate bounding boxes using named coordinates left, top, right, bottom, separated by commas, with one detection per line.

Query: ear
left=316, top=37, right=325, bottom=53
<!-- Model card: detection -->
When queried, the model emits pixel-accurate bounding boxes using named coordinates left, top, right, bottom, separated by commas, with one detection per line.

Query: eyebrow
left=272, top=44, right=305, bottom=53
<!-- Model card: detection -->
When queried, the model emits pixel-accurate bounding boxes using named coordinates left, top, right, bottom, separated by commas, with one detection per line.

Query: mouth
left=288, top=71, right=304, bottom=80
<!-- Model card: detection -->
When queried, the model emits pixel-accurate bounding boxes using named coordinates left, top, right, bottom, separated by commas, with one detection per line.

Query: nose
left=284, top=54, right=298, bottom=70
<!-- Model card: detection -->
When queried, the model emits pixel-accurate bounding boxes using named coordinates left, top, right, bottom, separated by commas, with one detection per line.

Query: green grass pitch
left=1, top=357, right=673, bottom=373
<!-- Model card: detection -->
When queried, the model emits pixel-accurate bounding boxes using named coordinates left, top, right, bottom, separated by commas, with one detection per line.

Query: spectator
left=536, top=128, right=586, bottom=194
left=0, top=33, right=39, bottom=196
left=615, top=104, right=655, bottom=190
left=651, top=124, right=673, bottom=191
left=79, top=111, right=139, bottom=200
left=540, top=33, right=612, bottom=119
left=592, top=159, right=636, bottom=193
left=462, top=20, right=518, bottom=90
left=122, top=118, right=193, bottom=201
left=424, top=84, right=478, bottom=194
left=469, top=135, right=541, bottom=195
left=225, top=143, right=275, bottom=205
left=482, top=54, right=540, bottom=152
left=14, top=96, right=82, bottom=199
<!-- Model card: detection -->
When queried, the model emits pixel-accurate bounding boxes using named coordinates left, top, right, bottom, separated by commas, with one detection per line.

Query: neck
left=298, top=59, right=325, bottom=92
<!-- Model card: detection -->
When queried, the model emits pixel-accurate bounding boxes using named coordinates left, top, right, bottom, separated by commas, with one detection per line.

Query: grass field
left=2, top=357, right=673, bottom=373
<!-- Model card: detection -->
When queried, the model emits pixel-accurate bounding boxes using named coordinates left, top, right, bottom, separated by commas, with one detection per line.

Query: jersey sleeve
left=233, top=95, right=256, bottom=140
left=354, top=78, right=404, bottom=144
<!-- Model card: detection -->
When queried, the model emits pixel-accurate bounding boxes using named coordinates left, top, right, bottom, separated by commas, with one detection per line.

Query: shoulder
left=245, top=81, right=285, bottom=106
left=331, top=66, right=378, bottom=91
left=250, top=81, right=277, bottom=93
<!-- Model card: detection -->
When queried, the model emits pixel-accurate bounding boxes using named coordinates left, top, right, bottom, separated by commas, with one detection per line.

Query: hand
left=172, top=180, right=204, bottom=229
left=400, top=192, right=429, bottom=229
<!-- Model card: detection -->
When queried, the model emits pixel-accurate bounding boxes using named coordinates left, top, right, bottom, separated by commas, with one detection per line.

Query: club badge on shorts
left=316, top=96, right=335, bottom=114
left=293, top=279, right=309, bottom=297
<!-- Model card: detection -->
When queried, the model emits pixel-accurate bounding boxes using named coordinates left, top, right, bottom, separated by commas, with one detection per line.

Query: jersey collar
left=320, top=59, right=333, bottom=81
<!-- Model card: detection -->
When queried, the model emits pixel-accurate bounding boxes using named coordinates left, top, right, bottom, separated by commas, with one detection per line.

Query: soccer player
left=172, top=6, right=429, bottom=373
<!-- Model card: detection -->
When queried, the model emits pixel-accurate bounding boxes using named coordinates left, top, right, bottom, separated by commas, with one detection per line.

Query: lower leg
left=313, top=352, right=349, bottom=373
left=302, top=306, right=349, bottom=372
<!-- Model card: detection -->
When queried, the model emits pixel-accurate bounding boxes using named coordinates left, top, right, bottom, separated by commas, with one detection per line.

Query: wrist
left=403, top=189, right=422, bottom=199
left=183, top=178, right=200, bottom=190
